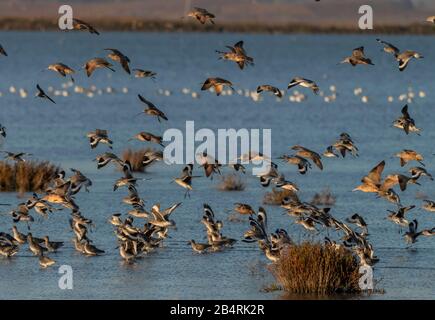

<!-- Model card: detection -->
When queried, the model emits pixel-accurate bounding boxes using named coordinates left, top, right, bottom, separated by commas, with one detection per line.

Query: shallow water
left=0, top=31, right=434, bottom=299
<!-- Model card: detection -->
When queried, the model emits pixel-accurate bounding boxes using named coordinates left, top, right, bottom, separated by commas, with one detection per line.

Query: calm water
left=0, top=31, right=434, bottom=299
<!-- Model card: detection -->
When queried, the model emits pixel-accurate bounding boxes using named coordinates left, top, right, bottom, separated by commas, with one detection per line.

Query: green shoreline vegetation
left=1, top=18, right=435, bottom=34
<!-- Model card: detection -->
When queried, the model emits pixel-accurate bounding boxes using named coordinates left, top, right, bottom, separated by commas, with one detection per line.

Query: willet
left=173, top=164, right=198, bottom=198
left=36, top=84, right=55, bottom=104
left=340, top=47, right=374, bottom=66
left=136, top=94, right=168, bottom=122
left=256, top=85, right=282, bottom=98
left=105, top=48, right=131, bottom=74
left=422, top=200, right=435, bottom=212
left=187, top=7, right=215, bottom=24
left=201, top=78, right=234, bottom=96
left=376, top=39, right=423, bottom=71
left=1, top=151, right=32, bottom=162
left=113, top=161, right=141, bottom=191
left=133, top=69, right=156, bottom=79
left=393, top=104, right=421, bottom=135
left=291, top=145, right=323, bottom=170
left=346, top=213, right=368, bottom=235
left=287, top=77, right=319, bottom=95
left=87, top=129, right=113, bottom=149
left=72, top=18, right=100, bottom=35
left=216, top=41, right=254, bottom=70
left=279, top=154, right=311, bottom=175
left=323, top=146, right=338, bottom=158
left=94, top=152, right=123, bottom=169
left=409, top=167, right=433, bottom=181
left=84, top=58, right=115, bottom=77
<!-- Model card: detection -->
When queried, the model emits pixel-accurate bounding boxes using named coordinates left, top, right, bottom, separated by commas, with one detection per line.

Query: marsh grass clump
left=217, top=174, right=246, bottom=191
left=0, top=161, right=59, bottom=193
left=263, top=188, right=298, bottom=205
left=270, top=242, right=360, bottom=295
left=310, top=188, right=336, bottom=206
left=122, top=148, right=158, bottom=172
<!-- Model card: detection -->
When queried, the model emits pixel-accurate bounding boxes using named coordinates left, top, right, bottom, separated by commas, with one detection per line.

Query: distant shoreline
left=1, top=18, right=435, bottom=34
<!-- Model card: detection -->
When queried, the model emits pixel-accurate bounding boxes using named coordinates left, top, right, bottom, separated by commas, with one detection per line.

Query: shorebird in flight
left=233, top=203, right=255, bottom=215
left=0, top=124, right=6, bottom=138
left=216, top=41, right=254, bottom=70
left=113, top=161, right=141, bottom=191
left=0, top=44, right=7, bottom=56
left=1, top=151, right=32, bottom=162
left=133, top=69, right=156, bottom=79
left=422, top=200, right=435, bottom=212
left=84, top=58, right=115, bottom=77
left=47, top=63, right=75, bottom=81
left=291, top=145, right=323, bottom=170
left=94, top=152, right=123, bottom=169
left=393, top=105, right=421, bottom=135
left=332, top=133, right=359, bottom=157
left=87, top=129, right=113, bottom=149
left=72, top=18, right=100, bottom=35
left=287, top=77, right=319, bottom=95
left=395, top=149, right=424, bottom=167
left=376, top=39, right=423, bottom=71
left=129, top=131, right=165, bottom=147
left=187, top=7, right=215, bottom=24
left=340, top=47, right=374, bottom=66
left=201, top=77, right=234, bottom=96
left=136, top=94, right=168, bottom=122
left=36, top=84, right=55, bottom=104
left=323, top=146, right=338, bottom=158
left=409, top=167, right=433, bottom=181
left=256, top=85, right=282, bottom=98
left=173, top=164, right=199, bottom=198
left=105, top=48, right=131, bottom=74
left=279, top=154, right=311, bottom=174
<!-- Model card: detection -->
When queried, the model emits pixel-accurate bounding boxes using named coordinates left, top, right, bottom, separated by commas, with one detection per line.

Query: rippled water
left=0, top=31, right=434, bottom=299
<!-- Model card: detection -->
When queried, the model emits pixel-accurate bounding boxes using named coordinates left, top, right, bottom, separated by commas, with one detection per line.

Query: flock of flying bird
left=1, top=6, right=435, bottom=273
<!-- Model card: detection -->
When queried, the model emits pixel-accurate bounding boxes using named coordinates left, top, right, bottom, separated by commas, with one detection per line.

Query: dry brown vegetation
left=217, top=174, right=246, bottom=191
left=263, top=188, right=298, bottom=205
left=270, top=242, right=360, bottom=295
left=122, top=148, right=157, bottom=172
left=0, top=161, right=59, bottom=193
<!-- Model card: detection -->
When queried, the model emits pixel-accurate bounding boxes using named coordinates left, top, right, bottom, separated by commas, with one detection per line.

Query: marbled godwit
left=256, top=85, right=282, bottom=98
left=376, top=39, right=400, bottom=55
left=105, top=48, right=131, bottom=74
left=133, top=69, right=156, bottom=79
left=353, top=160, right=385, bottom=193
left=381, top=173, right=419, bottom=192
left=233, top=203, right=255, bottom=215
left=340, top=47, right=374, bottom=66
left=287, top=77, right=319, bottom=95
left=187, top=7, right=215, bottom=24
left=393, top=105, right=421, bottom=135
left=129, top=131, right=164, bottom=147
left=72, top=18, right=99, bottom=35
left=136, top=94, right=168, bottom=122
left=47, top=63, right=75, bottom=81
left=39, top=255, right=56, bottom=268
left=36, top=84, right=55, bottom=104
left=216, top=41, right=254, bottom=70
left=84, top=58, right=115, bottom=77
left=201, top=77, right=234, bottom=96
left=395, top=149, right=424, bottom=167
left=43, top=236, right=64, bottom=252
left=87, top=129, right=113, bottom=149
